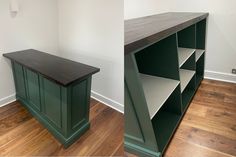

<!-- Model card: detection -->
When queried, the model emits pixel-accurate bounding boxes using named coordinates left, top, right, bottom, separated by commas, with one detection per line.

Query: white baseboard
left=0, top=93, right=16, bottom=107
left=204, top=70, right=236, bottom=83
left=91, top=90, right=124, bottom=114
left=0, top=91, right=124, bottom=114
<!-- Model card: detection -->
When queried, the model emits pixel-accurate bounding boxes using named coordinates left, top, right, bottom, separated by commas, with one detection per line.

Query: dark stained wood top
left=125, top=12, right=209, bottom=55
left=3, top=49, right=100, bottom=86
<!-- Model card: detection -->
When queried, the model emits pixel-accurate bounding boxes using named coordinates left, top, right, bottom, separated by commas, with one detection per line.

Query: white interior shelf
left=195, top=49, right=205, bottom=61
left=179, top=69, right=195, bottom=92
left=178, top=48, right=195, bottom=67
left=139, top=73, right=180, bottom=119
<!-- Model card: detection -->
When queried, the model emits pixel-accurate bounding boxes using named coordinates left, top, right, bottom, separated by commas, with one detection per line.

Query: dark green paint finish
left=68, top=77, right=91, bottom=135
left=42, top=78, right=62, bottom=129
left=125, top=85, right=144, bottom=143
left=125, top=141, right=161, bottom=157
left=135, top=34, right=180, bottom=80
left=25, top=69, right=41, bottom=111
left=178, top=24, right=196, bottom=48
left=181, top=74, right=196, bottom=112
left=125, top=16, right=208, bottom=157
left=196, top=19, right=207, bottom=49
left=125, top=53, right=159, bottom=153
left=10, top=61, right=92, bottom=148
left=181, top=53, right=196, bottom=71
left=12, top=62, right=27, bottom=99
left=152, top=86, right=182, bottom=152
left=196, top=52, right=205, bottom=86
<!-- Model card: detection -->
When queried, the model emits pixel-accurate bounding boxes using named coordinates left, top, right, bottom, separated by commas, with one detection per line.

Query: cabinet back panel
left=135, top=34, right=180, bottom=80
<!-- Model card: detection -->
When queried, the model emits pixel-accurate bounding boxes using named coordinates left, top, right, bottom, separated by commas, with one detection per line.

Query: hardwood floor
left=0, top=98, right=124, bottom=156
left=126, top=79, right=236, bottom=157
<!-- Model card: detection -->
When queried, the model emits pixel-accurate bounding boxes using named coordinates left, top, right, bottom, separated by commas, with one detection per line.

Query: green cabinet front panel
left=42, top=78, right=62, bottom=129
left=13, top=62, right=27, bottom=99
left=25, top=69, right=41, bottom=111
left=11, top=61, right=91, bottom=148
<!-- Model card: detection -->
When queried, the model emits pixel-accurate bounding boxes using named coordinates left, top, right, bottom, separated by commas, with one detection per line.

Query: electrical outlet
left=232, top=69, right=236, bottom=74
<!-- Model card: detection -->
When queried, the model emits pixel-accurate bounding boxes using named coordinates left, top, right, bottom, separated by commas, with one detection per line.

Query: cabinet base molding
left=125, top=142, right=161, bottom=157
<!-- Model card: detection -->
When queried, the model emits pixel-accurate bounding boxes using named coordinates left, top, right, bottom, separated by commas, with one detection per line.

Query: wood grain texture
left=125, top=12, right=208, bottom=55
left=3, top=49, right=100, bottom=86
left=126, top=79, right=236, bottom=157
left=0, top=98, right=124, bottom=156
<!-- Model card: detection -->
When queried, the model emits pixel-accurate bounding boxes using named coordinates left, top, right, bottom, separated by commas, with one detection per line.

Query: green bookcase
left=125, top=13, right=208, bottom=157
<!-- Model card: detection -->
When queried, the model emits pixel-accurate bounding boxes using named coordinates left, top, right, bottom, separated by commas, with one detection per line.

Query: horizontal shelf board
left=139, top=73, right=180, bottom=119
left=152, top=111, right=181, bottom=152
left=195, top=49, right=205, bottom=61
left=178, top=48, right=195, bottom=67
left=179, top=69, right=195, bottom=92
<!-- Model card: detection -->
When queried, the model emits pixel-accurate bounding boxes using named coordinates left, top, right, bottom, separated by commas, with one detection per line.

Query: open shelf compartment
left=181, top=74, right=196, bottom=111
left=151, top=85, right=182, bottom=153
left=179, top=69, right=195, bottom=92
left=178, top=48, right=195, bottom=67
left=139, top=73, right=180, bottom=119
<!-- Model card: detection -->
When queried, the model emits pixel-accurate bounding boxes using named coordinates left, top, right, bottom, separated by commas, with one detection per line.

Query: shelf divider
left=139, top=73, right=180, bottom=119
left=179, top=69, right=195, bottom=92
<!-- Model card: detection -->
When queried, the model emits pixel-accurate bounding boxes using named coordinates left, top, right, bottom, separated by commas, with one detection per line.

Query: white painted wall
left=0, top=0, right=59, bottom=106
left=58, top=0, right=124, bottom=112
left=124, top=0, right=170, bottom=19
left=125, top=0, right=236, bottom=83
left=0, top=0, right=124, bottom=112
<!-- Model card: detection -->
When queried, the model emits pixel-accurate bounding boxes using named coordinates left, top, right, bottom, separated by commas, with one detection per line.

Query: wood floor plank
left=0, top=107, right=32, bottom=136
left=164, top=79, right=236, bottom=157
left=112, top=142, right=124, bottom=156
left=165, top=138, right=234, bottom=157
left=0, top=98, right=123, bottom=156
left=173, top=125, right=236, bottom=156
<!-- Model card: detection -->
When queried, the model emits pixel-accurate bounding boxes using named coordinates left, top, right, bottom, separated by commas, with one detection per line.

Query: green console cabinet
left=125, top=12, right=208, bottom=156
left=3, top=49, right=99, bottom=148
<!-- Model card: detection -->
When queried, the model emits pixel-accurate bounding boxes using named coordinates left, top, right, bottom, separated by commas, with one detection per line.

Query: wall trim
left=0, top=93, right=16, bottom=107
left=0, top=92, right=125, bottom=114
left=91, top=90, right=124, bottom=114
left=204, top=70, right=236, bottom=84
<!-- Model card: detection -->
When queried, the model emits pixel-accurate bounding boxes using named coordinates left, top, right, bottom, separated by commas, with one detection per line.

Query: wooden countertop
left=125, top=12, right=209, bottom=55
left=3, top=49, right=100, bottom=86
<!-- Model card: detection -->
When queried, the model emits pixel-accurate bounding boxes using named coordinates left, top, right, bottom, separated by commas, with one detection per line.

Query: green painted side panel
left=13, top=62, right=27, bottom=99
left=135, top=34, right=180, bottom=80
left=125, top=53, right=159, bottom=154
left=42, top=78, right=62, bottom=128
left=70, top=78, right=91, bottom=131
left=125, top=85, right=144, bottom=143
left=25, top=69, right=41, bottom=111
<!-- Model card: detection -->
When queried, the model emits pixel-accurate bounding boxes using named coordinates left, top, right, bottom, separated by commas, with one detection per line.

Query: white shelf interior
left=179, top=69, right=195, bottom=92
left=178, top=48, right=195, bottom=67
left=195, top=49, right=205, bottom=61
left=139, top=73, right=180, bottom=119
